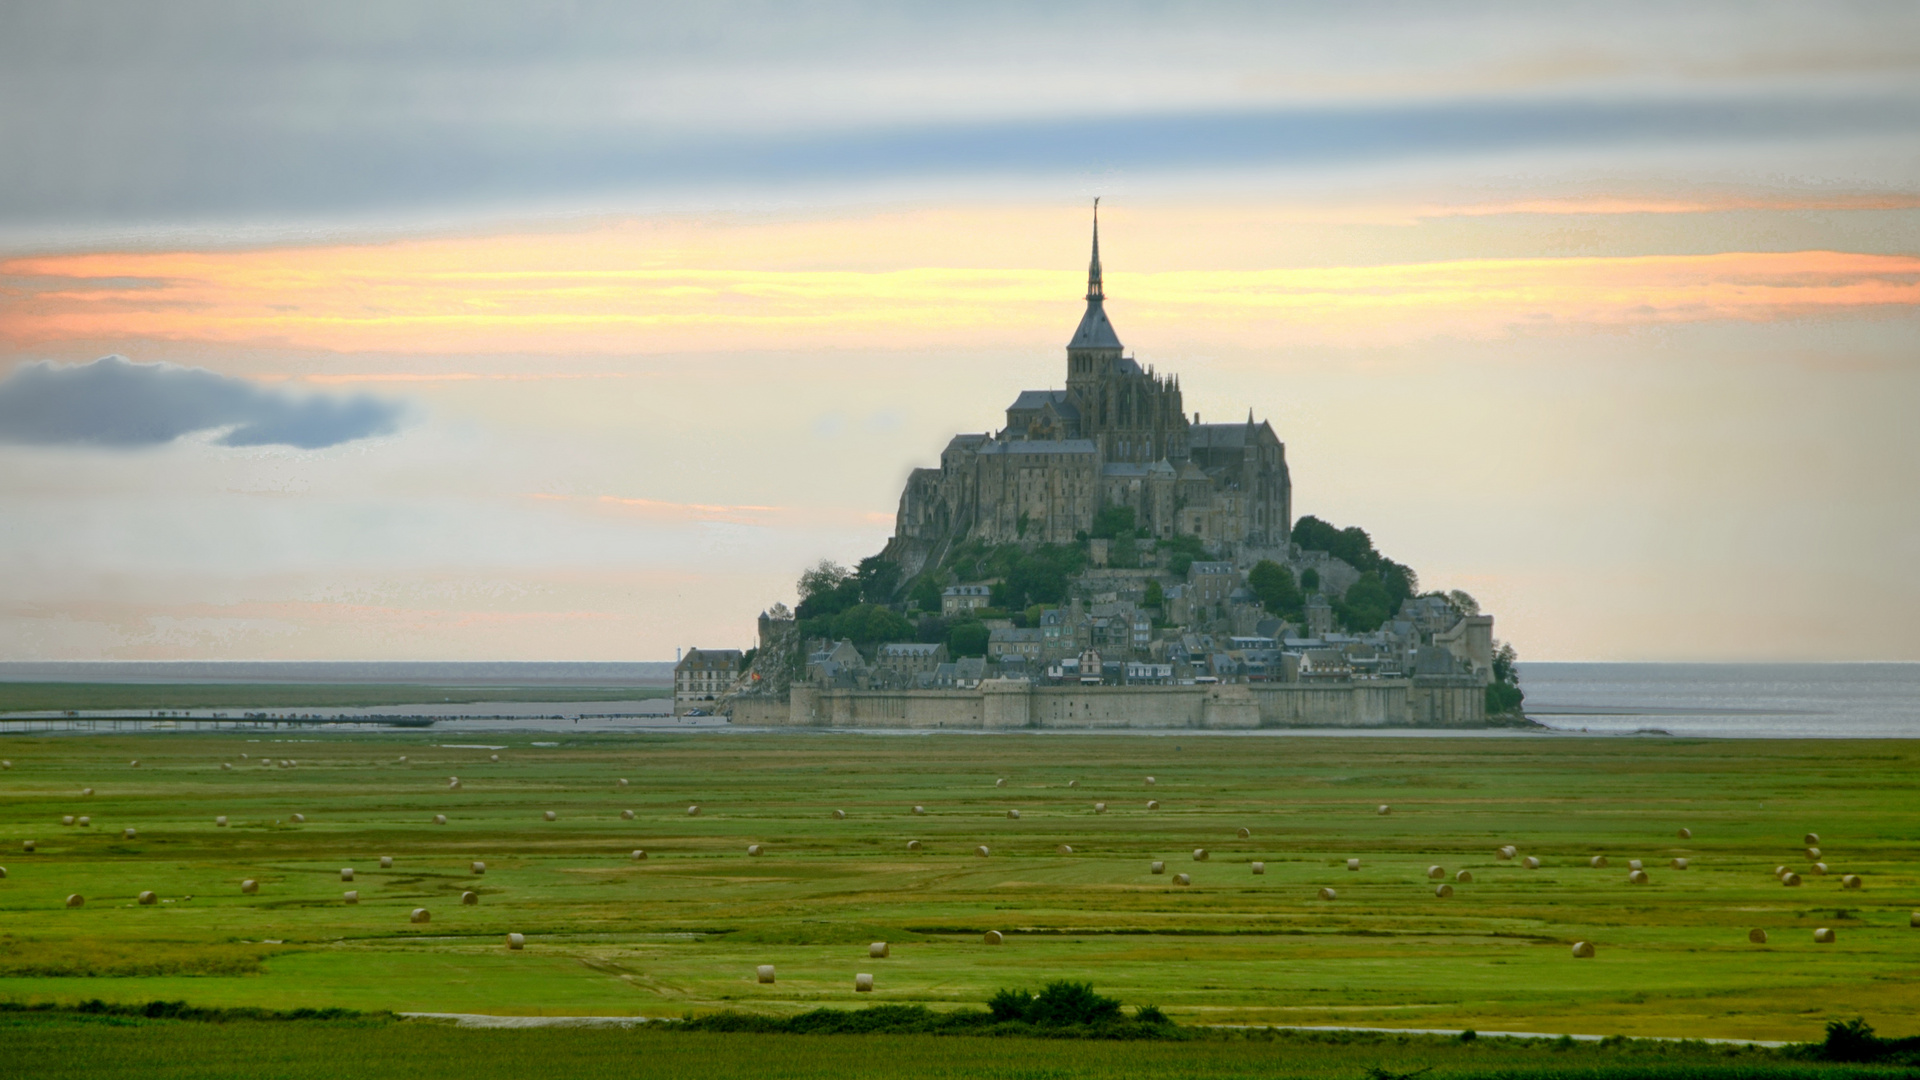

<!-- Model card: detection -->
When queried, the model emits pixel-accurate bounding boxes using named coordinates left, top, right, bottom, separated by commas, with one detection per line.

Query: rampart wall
left=752, top=679, right=1483, bottom=730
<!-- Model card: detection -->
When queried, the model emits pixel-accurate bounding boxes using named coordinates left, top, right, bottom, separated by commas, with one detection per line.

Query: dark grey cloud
left=0, top=356, right=406, bottom=450
left=0, top=2, right=1915, bottom=231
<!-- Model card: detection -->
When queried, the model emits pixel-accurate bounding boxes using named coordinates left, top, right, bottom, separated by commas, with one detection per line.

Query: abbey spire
left=1066, top=199, right=1124, bottom=382
left=1087, top=197, right=1104, bottom=301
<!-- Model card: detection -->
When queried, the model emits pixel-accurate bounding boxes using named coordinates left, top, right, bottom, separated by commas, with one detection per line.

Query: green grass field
left=0, top=732, right=1915, bottom=1044
left=0, top=683, right=670, bottom=713
left=5, top=1012, right=1903, bottom=1080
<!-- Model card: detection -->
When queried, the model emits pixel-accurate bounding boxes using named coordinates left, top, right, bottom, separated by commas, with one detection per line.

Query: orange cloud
left=5, top=214, right=1916, bottom=356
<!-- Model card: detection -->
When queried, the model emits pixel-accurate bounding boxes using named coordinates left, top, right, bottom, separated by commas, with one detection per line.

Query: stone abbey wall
left=740, top=679, right=1483, bottom=730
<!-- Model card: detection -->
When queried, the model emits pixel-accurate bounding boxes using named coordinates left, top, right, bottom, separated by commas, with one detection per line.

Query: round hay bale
left=756, top=963, right=777, bottom=984
left=65, top=894, right=83, bottom=907
left=1773, top=865, right=1788, bottom=878
left=1910, top=912, right=1919, bottom=928
left=1497, top=846, right=1516, bottom=860
left=290, top=814, right=305, bottom=824
left=1238, top=827, right=1251, bottom=839
left=1377, top=804, right=1391, bottom=815
left=241, top=879, right=258, bottom=894
left=906, top=841, right=922, bottom=851
left=1803, top=832, right=1819, bottom=846
left=1067, top=780, right=1078, bottom=788
left=621, top=809, right=635, bottom=820
left=870, top=942, right=889, bottom=958
left=1628, top=859, right=1643, bottom=872
left=380, top=856, right=393, bottom=868
left=911, top=805, right=924, bottom=815
left=507, top=933, right=524, bottom=950
left=1173, top=873, right=1191, bottom=886
left=448, top=778, right=460, bottom=790
left=343, top=890, right=359, bottom=904
left=0, top=867, right=4, bottom=878
left=855, top=972, right=874, bottom=992
left=543, top=811, right=557, bottom=822
left=1671, top=858, right=1689, bottom=870
left=1677, top=828, right=1692, bottom=839
left=1523, top=856, right=1541, bottom=870
left=687, top=804, right=700, bottom=817
left=1814, top=928, right=1835, bottom=944
left=1842, top=874, right=1862, bottom=889
left=1146, top=800, right=1160, bottom=810
left=1571, top=941, right=1595, bottom=959
left=975, top=845, right=990, bottom=857
left=1426, top=865, right=1445, bottom=880
left=130, top=760, right=139, bottom=768
left=1318, top=887, right=1337, bottom=900
left=81, top=788, right=92, bottom=796
left=461, top=891, right=478, bottom=906
left=1456, top=870, right=1473, bottom=883
left=1057, top=844, right=1073, bottom=855
left=1748, top=928, right=1767, bottom=943
left=341, top=868, right=355, bottom=881
left=1806, top=847, right=1821, bottom=860
left=1251, top=861, right=1265, bottom=875
left=1589, top=855, right=1607, bottom=868
left=222, top=763, right=232, bottom=771
left=1629, top=870, right=1649, bottom=884
left=632, top=849, right=647, bottom=860
left=1145, top=776, right=1155, bottom=786
left=490, top=754, right=499, bottom=762
left=22, top=841, right=31, bottom=852
left=471, top=861, right=486, bottom=875
left=123, top=828, right=136, bottom=840
left=832, top=809, right=846, bottom=820
left=137, top=890, right=156, bottom=904
left=1193, top=849, right=1209, bottom=862
left=995, top=778, right=1006, bottom=787
left=1094, top=802, right=1107, bottom=813
left=76, top=816, right=89, bottom=828
left=1434, top=883, right=1453, bottom=898
left=1, top=760, right=8, bottom=768
left=1811, top=862, right=1828, bottom=876
left=397, top=755, right=407, bottom=763
left=1348, top=858, right=1361, bottom=871
left=617, top=778, right=628, bottom=787
left=984, top=930, right=1004, bottom=945
left=1783, top=872, right=1802, bottom=886
left=60, top=815, right=73, bottom=826
left=747, top=844, right=763, bottom=856
left=1007, top=809, right=1020, bottom=819
left=433, top=814, right=447, bottom=825
left=410, top=908, right=430, bottom=924
left=1150, top=861, right=1165, bottom=874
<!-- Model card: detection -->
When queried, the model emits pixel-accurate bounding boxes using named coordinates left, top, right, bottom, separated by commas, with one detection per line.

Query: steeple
left=1066, top=199, right=1123, bottom=378
left=1087, top=198, right=1104, bottom=302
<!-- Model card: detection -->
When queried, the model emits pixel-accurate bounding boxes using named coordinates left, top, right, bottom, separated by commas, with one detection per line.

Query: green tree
left=1335, top=571, right=1392, bottom=632
left=907, top=574, right=944, bottom=613
left=1143, top=579, right=1164, bottom=609
left=1090, top=505, right=1136, bottom=539
left=1247, top=560, right=1303, bottom=619
left=948, top=620, right=989, bottom=658
left=829, top=604, right=915, bottom=646
left=856, top=555, right=901, bottom=604
left=1300, top=566, right=1320, bottom=591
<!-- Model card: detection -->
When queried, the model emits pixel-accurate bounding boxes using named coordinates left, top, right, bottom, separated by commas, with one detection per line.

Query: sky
left=2, top=1, right=1918, bottom=663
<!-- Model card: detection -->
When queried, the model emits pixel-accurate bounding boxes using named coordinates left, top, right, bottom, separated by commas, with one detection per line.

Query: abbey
left=890, top=211, right=1291, bottom=564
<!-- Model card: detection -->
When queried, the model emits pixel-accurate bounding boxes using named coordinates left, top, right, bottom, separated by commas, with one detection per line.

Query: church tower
left=1065, top=201, right=1125, bottom=388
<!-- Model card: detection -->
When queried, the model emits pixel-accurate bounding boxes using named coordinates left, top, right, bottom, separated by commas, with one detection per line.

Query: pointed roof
left=1068, top=199, right=1123, bottom=353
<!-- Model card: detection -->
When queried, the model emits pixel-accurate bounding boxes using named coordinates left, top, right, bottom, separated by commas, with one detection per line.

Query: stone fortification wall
left=750, top=679, right=1482, bottom=729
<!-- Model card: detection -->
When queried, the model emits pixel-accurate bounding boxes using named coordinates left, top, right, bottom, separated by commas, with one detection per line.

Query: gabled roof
left=1007, top=389, right=1078, bottom=419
